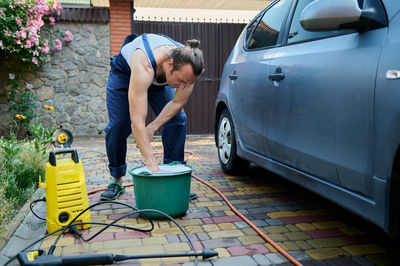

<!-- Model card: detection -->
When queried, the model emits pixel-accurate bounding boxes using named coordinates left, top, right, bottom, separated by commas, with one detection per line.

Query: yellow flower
left=16, top=114, right=26, bottom=120
left=44, top=105, right=54, bottom=111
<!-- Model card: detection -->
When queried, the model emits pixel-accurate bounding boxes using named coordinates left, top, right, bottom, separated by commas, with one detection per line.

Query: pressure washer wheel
left=52, top=129, right=73, bottom=148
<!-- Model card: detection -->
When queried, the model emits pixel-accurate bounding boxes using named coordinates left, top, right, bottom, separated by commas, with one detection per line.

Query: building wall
left=110, top=0, right=131, bottom=56
left=0, top=21, right=110, bottom=137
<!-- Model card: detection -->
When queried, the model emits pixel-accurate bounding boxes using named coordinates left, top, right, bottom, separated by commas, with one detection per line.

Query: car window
left=247, top=0, right=293, bottom=50
left=245, top=17, right=259, bottom=44
left=287, top=0, right=354, bottom=44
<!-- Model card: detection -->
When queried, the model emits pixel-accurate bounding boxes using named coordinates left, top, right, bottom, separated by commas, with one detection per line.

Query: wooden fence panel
left=132, top=21, right=246, bottom=134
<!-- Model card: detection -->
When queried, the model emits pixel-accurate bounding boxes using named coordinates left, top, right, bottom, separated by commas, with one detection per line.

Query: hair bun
left=186, top=39, right=200, bottom=48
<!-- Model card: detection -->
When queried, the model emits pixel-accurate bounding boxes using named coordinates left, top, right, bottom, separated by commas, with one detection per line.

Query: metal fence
left=132, top=21, right=246, bottom=134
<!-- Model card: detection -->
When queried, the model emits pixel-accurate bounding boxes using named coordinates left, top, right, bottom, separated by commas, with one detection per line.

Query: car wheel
left=217, top=109, right=250, bottom=174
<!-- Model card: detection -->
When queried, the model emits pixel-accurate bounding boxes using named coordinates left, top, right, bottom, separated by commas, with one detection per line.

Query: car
left=214, top=0, right=400, bottom=236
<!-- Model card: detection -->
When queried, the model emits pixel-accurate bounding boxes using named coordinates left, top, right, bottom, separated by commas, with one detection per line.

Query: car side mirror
left=300, top=0, right=387, bottom=32
left=300, top=0, right=361, bottom=31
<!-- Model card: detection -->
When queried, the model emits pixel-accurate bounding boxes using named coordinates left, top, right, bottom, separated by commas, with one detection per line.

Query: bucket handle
left=138, top=171, right=152, bottom=176
left=168, top=161, right=183, bottom=165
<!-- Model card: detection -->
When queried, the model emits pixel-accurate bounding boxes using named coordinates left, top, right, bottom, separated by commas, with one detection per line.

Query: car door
left=228, top=0, right=293, bottom=156
left=266, top=0, right=387, bottom=197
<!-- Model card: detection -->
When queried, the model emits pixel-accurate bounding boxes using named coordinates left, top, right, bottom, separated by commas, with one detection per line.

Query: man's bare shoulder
left=129, top=49, right=153, bottom=75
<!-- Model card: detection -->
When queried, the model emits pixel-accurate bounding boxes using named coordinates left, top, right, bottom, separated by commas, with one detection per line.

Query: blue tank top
left=107, top=33, right=183, bottom=90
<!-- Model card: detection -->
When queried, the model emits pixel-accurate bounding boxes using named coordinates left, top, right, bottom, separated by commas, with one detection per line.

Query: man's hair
left=168, top=39, right=204, bottom=76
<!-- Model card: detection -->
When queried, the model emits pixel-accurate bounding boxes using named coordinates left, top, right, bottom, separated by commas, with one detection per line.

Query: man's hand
left=147, top=161, right=161, bottom=173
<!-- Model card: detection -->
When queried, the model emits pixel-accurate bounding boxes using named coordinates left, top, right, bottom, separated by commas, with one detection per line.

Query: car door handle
left=229, top=74, right=238, bottom=80
left=269, top=68, right=285, bottom=81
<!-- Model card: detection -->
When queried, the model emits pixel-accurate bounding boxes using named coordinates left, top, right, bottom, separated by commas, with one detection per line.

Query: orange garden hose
left=190, top=172, right=302, bottom=266
left=87, top=151, right=302, bottom=265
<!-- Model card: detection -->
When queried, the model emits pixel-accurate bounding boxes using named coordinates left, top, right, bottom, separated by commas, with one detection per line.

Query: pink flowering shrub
left=0, top=0, right=74, bottom=67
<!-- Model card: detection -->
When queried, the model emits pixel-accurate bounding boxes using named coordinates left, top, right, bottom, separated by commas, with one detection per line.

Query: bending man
left=100, top=33, right=204, bottom=201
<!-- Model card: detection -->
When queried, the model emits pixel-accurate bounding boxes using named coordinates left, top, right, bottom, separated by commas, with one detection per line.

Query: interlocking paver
left=305, top=247, right=350, bottom=260
left=202, top=238, right=242, bottom=249
left=265, top=253, right=289, bottom=264
left=264, top=225, right=289, bottom=233
left=284, top=231, right=312, bottom=241
left=268, top=211, right=299, bottom=219
left=312, top=221, right=348, bottom=229
left=238, top=236, right=265, bottom=245
left=208, top=230, right=244, bottom=239
left=3, top=135, right=400, bottom=266
left=307, top=237, right=349, bottom=248
left=227, top=244, right=269, bottom=256
left=307, top=228, right=346, bottom=238
left=211, top=256, right=258, bottom=266
left=343, top=244, right=386, bottom=256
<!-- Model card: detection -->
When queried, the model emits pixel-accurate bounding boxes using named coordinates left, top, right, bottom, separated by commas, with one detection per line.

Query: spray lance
left=17, top=249, right=218, bottom=265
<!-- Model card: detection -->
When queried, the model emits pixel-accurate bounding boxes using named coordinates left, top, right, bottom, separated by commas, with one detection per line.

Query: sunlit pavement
left=21, top=135, right=400, bottom=265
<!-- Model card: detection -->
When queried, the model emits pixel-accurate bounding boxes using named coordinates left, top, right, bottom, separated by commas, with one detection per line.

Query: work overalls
left=105, top=33, right=187, bottom=179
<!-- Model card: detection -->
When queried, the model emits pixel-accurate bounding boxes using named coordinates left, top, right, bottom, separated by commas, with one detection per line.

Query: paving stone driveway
left=3, top=135, right=399, bottom=265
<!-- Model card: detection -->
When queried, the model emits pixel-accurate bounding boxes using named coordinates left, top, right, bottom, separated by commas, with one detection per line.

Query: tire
left=217, top=109, right=250, bottom=174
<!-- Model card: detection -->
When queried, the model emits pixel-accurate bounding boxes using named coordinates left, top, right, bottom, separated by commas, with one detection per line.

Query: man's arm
left=128, top=50, right=160, bottom=172
left=146, top=84, right=194, bottom=136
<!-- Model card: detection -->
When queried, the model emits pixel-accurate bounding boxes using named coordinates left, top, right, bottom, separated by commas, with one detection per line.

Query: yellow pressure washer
left=39, top=148, right=91, bottom=234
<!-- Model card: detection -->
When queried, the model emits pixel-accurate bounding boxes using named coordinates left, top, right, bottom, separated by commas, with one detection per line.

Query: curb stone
left=0, top=188, right=46, bottom=266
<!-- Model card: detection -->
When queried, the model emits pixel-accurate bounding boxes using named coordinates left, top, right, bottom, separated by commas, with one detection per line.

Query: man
left=100, top=33, right=204, bottom=201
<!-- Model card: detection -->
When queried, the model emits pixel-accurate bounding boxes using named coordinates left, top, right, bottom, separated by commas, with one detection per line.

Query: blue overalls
left=105, top=33, right=187, bottom=179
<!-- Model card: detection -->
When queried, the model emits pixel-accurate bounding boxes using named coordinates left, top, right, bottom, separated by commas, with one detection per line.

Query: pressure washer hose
left=86, top=150, right=302, bottom=265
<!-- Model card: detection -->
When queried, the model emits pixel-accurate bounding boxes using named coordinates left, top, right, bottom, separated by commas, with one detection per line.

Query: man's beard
left=156, top=72, right=167, bottom=84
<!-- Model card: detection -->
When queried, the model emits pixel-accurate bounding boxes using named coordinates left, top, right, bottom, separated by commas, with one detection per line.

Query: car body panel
left=374, top=10, right=400, bottom=179
left=382, top=0, right=400, bottom=21
left=266, top=28, right=387, bottom=197
left=215, top=0, right=398, bottom=234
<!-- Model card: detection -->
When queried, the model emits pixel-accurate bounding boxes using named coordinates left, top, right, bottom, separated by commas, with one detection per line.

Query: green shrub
left=0, top=129, right=49, bottom=238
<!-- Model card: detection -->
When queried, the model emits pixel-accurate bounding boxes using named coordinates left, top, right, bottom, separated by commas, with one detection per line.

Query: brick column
left=109, top=0, right=132, bottom=56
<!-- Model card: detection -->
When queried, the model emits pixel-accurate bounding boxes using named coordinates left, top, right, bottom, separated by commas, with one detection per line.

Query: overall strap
left=141, top=33, right=157, bottom=78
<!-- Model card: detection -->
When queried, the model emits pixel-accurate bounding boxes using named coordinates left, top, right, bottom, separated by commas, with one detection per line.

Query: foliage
left=29, top=118, right=55, bottom=155
left=0, top=0, right=74, bottom=127
left=0, top=117, right=54, bottom=236
left=0, top=132, right=23, bottom=171
left=0, top=0, right=62, bottom=67
left=0, top=141, right=42, bottom=237
left=7, top=75, right=38, bottom=128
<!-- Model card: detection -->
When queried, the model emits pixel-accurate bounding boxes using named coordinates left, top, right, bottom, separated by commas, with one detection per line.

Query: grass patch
left=0, top=135, right=47, bottom=238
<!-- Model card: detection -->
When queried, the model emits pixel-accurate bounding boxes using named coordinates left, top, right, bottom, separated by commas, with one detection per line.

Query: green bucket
left=128, top=162, right=193, bottom=219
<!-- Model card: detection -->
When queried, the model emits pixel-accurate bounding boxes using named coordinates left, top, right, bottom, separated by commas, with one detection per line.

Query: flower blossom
left=24, top=40, right=32, bottom=49
left=16, top=30, right=27, bottom=39
left=16, top=16, right=22, bottom=26
left=0, top=40, right=3, bottom=49
left=9, top=73, right=15, bottom=80
left=32, top=57, right=38, bottom=65
left=64, top=30, right=74, bottom=42
left=44, top=105, right=54, bottom=111
left=26, top=84, right=33, bottom=90
left=39, top=45, right=49, bottom=54
left=52, top=39, right=62, bottom=51
left=16, top=114, right=26, bottom=120
left=49, top=17, right=55, bottom=26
